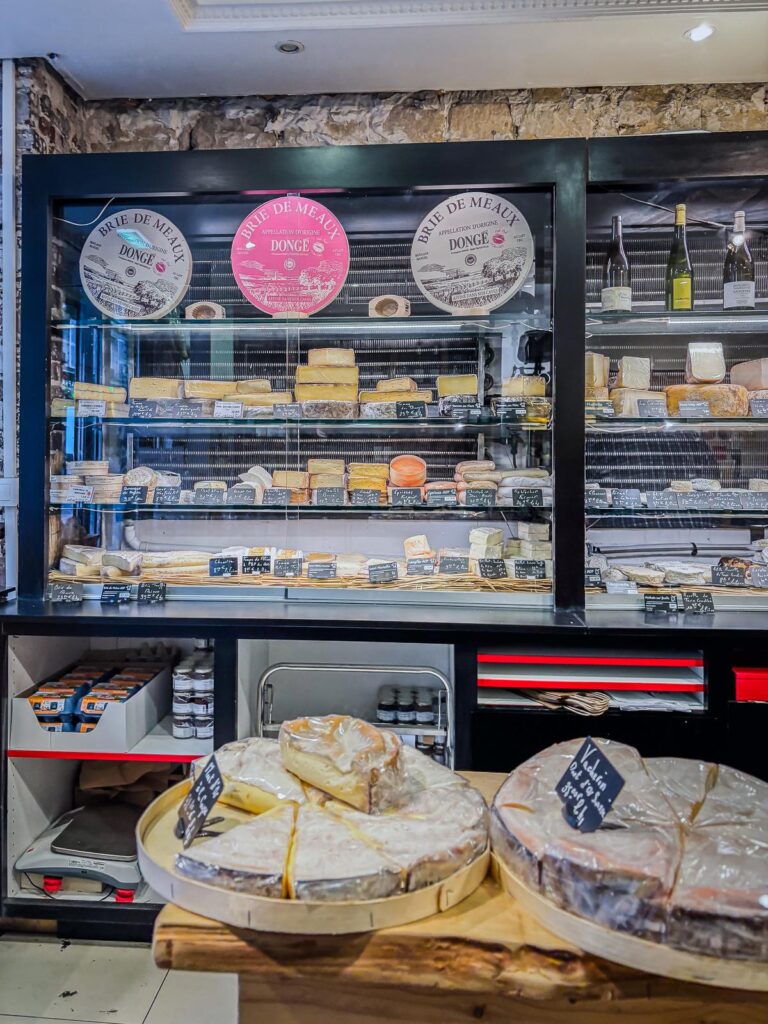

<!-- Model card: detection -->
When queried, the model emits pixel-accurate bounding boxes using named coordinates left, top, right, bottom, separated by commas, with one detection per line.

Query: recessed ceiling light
left=685, top=23, right=714, bottom=42
left=276, top=40, right=304, bottom=54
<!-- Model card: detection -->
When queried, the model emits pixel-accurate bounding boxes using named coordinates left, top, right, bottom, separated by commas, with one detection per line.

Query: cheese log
left=730, top=358, right=768, bottom=392
left=229, top=392, right=293, bottom=406
left=611, top=389, right=667, bottom=417
left=376, top=377, right=417, bottom=393
left=358, top=389, right=433, bottom=404
left=61, top=545, right=104, bottom=566
left=685, top=342, right=725, bottom=384
left=586, top=352, right=610, bottom=388
left=307, top=348, right=355, bottom=367
left=615, top=357, right=651, bottom=390
left=279, top=715, right=405, bottom=814
left=585, top=386, right=610, bottom=401
left=469, top=527, right=504, bottom=547
left=502, top=376, right=546, bottom=397
left=437, top=374, right=478, bottom=397
left=235, top=379, right=272, bottom=394
left=128, top=378, right=181, bottom=400
left=308, top=459, right=345, bottom=475
left=102, top=551, right=143, bottom=574
left=665, top=384, right=748, bottom=417
left=294, top=384, right=358, bottom=402
left=347, top=463, right=389, bottom=480
left=310, top=474, right=346, bottom=489
left=273, top=471, right=310, bottom=489
left=403, top=535, right=431, bottom=559
left=74, top=382, right=128, bottom=403
left=295, top=366, right=359, bottom=385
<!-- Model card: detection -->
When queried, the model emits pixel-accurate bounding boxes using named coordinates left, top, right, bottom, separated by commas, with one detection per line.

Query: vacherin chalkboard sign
left=556, top=738, right=625, bottom=834
left=176, top=756, right=224, bottom=848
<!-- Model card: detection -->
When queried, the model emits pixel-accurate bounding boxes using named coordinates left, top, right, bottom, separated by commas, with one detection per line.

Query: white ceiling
left=3, top=0, right=768, bottom=99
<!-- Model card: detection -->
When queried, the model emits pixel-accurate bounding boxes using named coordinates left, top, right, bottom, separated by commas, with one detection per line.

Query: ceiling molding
left=169, top=0, right=768, bottom=31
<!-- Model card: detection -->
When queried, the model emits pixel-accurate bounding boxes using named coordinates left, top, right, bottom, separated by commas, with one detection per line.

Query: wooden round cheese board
left=492, top=854, right=768, bottom=991
left=138, top=781, right=489, bottom=935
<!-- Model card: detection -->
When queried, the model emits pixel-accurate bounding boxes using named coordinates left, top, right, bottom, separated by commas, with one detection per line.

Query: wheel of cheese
left=389, top=455, right=427, bottom=488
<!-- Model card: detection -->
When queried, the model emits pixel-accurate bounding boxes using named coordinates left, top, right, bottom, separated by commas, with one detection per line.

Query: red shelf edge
left=476, top=677, right=705, bottom=693
left=478, top=654, right=704, bottom=668
left=7, top=749, right=201, bottom=762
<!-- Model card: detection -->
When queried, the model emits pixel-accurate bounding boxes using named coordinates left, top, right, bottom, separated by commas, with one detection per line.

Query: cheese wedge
left=502, top=376, right=546, bottom=397
left=279, top=715, right=405, bottom=814
left=294, top=384, right=358, bottom=402
left=128, top=378, right=181, bottom=400
left=665, top=384, right=748, bottom=417
left=358, top=390, right=433, bottom=404
left=310, top=474, right=346, bottom=489
left=585, top=386, right=610, bottom=401
left=192, top=737, right=306, bottom=815
left=235, top=379, right=272, bottom=394
left=732, top=358, right=768, bottom=391
left=307, top=459, right=345, bottom=475
left=228, top=392, right=293, bottom=406
left=611, top=388, right=667, bottom=417
left=685, top=342, right=725, bottom=384
left=437, top=374, right=478, bottom=397
left=403, top=535, right=431, bottom=559
left=307, top=348, right=355, bottom=367
left=586, top=352, right=610, bottom=389
left=615, top=357, right=651, bottom=390
left=74, top=382, right=128, bottom=403
left=273, top=470, right=310, bottom=489
left=61, top=545, right=104, bottom=566
left=175, top=803, right=296, bottom=897
left=142, top=551, right=215, bottom=568
left=376, top=377, right=418, bottom=393
left=58, top=558, right=100, bottom=578
left=102, top=551, right=143, bottom=574
left=183, top=380, right=234, bottom=400
left=347, top=463, right=389, bottom=480
left=295, top=366, right=359, bottom=385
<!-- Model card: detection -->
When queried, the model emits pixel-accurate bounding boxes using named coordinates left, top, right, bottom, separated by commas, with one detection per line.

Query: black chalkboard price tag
left=119, top=485, right=148, bottom=505
left=719, top=491, right=744, bottom=510
left=176, top=755, right=224, bottom=848
left=194, top=487, right=226, bottom=506
left=557, top=738, right=625, bottom=833
left=742, top=491, right=768, bottom=510
left=750, top=398, right=768, bottom=417
left=676, top=492, right=701, bottom=510
left=439, top=556, right=470, bottom=574
left=697, top=491, right=730, bottom=511
left=478, top=558, right=508, bottom=579
left=612, top=488, right=643, bottom=509
left=637, top=399, right=668, bottom=418
left=396, top=401, right=427, bottom=420
left=368, top=561, right=398, bottom=584
left=47, top=581, right=84, bottom=604
left=209, top=556, right=238, bottom=577
left=308, top=561, right=337, bottom=579
left=682, top=591, right=715, bottom=614
left=351, top=489, right=382, bottom=506
left=513, top=488, right=544, bottom=508
left=464, top=488, right=496, bottom=508
left=274, top=558, right=303, bottom=578
left=100, top=583, right=132, bottom=605
left=242, top=555, right=271, bottom=575
left=225, top=486, right=259, bottom=506
left=514, top=559, right=546, bottom=580
left=646, top=490, right=679, bottom=510
left=406, top=557, right=436, bottom=576
left=262, top=487, right=291, bottom=506
left=644, top=594, right=678, bottom=614
left=712, top=566, right=746, bottom=587
left=750, top=565, right=768, bottom=588
left=154, top=486, right=182, bottom=505
left=138, top=582, right=166, bottom=604
left=677, top=400, right=711, bottom=418
left=426, top=489, right=458, bottom=507
left=315, top=487, right=346, bottom=507
left=273, top=403, right=301, bottom=420
left=584, top=568, right=602, bottom=587
left=584, top=489, right=611, bottom=509
left=391, top=487, right=422, bottom=507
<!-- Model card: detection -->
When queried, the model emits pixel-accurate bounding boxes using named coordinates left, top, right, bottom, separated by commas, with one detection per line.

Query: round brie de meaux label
left=411, top=192, right=534, bottom=314
left=79, top=209, right=192, bottom=320
left=231, top=196, right=350, bottom=316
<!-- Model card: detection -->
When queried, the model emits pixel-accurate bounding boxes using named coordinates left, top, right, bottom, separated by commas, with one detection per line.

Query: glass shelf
left=50, top=501, right=550, bottom=518
left=587, top=417, right=768, bottom=432
left=50, top=414, right=550, bottom=433
left=586, top=309, right=768, bottom=335
left=585, top=507, right=768, bottom=519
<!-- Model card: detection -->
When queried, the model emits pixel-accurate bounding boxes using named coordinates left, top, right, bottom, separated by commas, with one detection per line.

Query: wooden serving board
left=493, top=854, right=768, bottom=992
left=137, top=780, right=488, bottom=935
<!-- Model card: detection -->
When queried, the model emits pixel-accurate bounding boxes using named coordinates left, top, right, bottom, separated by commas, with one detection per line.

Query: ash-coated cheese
left=586, top=352, right=610, bottom=388
left=295, top=366, right=359, bottom=386
left=665, top=384, right=749, bottom=417
left=307, top=348, right=356, bottom=367
left=437, top=374, right=478, bottom=398
left=730, top=358, right=768, bottom=392
left=615, top=357, right=651, bottom=391
left=685, top=342, right=725, bottom=384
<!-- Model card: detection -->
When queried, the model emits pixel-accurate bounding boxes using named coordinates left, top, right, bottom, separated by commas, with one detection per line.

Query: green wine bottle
left=665, top=204, right=693, bottom=311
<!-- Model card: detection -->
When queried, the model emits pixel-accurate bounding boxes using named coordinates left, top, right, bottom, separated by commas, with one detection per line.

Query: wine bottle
left=601, top=215, right=632, bottom=312
left=723, top=210, right=755, bottom=310
left=665, top=204, right=694, bottom=311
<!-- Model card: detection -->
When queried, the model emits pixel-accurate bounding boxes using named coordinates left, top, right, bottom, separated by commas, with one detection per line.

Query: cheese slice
left=288, top=804, right=403, bottom=901
left=611, top=388, right=667, bottom=417
left=175, top=803, right=296, bottom=897
left=665, top=384, right=748, bottom=417
left=616, top=357, right=651, bottom=390
left=279, top=715, right=405, bottom=814
left=376, top=377, right=417, bottom=393
left=437, top=374, right=478, bottom=397
left=502, top=376, right=546, bottom=397
left=731, top=358, right=768, bottom=392
left=128, top=378, right=181, bottom=400
left=192, top=737, right=306, bottom=814
left=358, top=390, right=433, bottom=404
left=307, top=348, right=355, bottom=367
left=74, top=382, right=129, bottom=403
left=295, top=366, right=359, bottom=385
left=685, top=342, right=725, bottom=384
left=294, top=384, right=358, bottom=402
left=61, top=545, right=104, bottom=566
left=307, top=459, right=345, bottom=475
left=586, top=352, right=610, bottom=389
left=235, top=379, right=272, bottom=394
left=310, top=474, right=346, bottom=489
left=273, top=470, right=310, bottom=489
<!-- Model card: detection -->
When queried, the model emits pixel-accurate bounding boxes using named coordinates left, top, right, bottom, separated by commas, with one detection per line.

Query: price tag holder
left=677, top=400, right=711, bottom=418
left=712, top=566, right=746, bottom=587
left=646, top=490, right=679, bottom=510
left=750, top=398, right=768, bottom=417
left=242, top=555, right=272, bottom=575
left=742, top=491, right=768, bottom=510
left=697, top=491, right=731, bottom=511
left=214, top=400, right=243, bottom=419
left=262, top=487, right=291, bottom=506
left=637, top=399, right=668, bottom=418
left=47, top=582, right=84, bottom=604
left=426, top=489, right=458, bottom=507
left=514, top=559, right=546, bottom=580
left=439, top=556, right=470, bottom=574
left=368, top=561, right=398, bottom=584
left=351, top=489, right=382, bottom=506
left=719, top=491, right=744, bottom=510
left=100, top=583, right=132, bottom=605
left=464, top=488, right=496, bottom=507
left=225, top=486, right=259, bottom=506
left=605, top=580, right=638, bottom=594
left=307, top=561, right=337, bottom=579
left=138, top=582, right=166, bottom=605
left=584, top=489, right=611, bottom=509
left=209, top=556, right=238, bottom=578
left=644, top=594, right=679, bottom=614
left=750, top=566, right=768, bottom=588
left=682, top=591, right=715, bottom=614
left=176, top=756, right=224, bottom=848
left=556, top=737, right=625, bottom=833
left=391, top=487, right=422, bottom=507
left=495, top=398, right=526, bottom=420
left=396, top=401, right=427, bottom=420
left=273, top=403, right=302, bottom=420
left=612, top=488, right=643, bottom=509
left=194, top=487, right=225, bottom=506
left=154, top=486, right=182, bottom=505
left=512, top=488, right=544, bottom=508
left=478, top=558, right=508, bottom=579
left=119, top=485, right=148, bottom=505
left=76, top=399, right=106, bottom=417
left=585, top=400, right=615, bottom=418
left=406, top=557, right=436, bottom=576
left=274, top=558, right=303, bottom=578
left=315, top=487, right=346, bottom=507
left=584, top=568, right=603, bottom=587
left=61, top=485, right=95, bottom=503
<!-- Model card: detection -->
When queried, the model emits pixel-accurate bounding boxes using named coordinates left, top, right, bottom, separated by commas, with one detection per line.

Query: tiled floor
left=0, top=936, right=238, bottom=1024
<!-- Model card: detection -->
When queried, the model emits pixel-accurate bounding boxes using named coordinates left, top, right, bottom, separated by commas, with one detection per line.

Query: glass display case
left=585, top=167, right=768, bottom=612
left=23, top=149, right=573, bottom=608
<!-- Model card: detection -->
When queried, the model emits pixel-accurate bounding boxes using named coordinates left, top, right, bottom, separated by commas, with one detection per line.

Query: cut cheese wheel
left=59, top=558, right=100, bottom=578
left=294, top=383, right=358, bottom=402
left=273, top=471, right=310, bottom=489
left=307, top=348, right=355, bottom=367
left=183, top=380, right=235, bottom=400
left=358, top=389, right=433, bottom=404
left=235, top=379, right=272, bottom=394
left=436, top=374, right=478, bottom=397
left=308, top=459, right=345, bottom=475
left=102, top=551, right=143, bottom=574
left=376, top=377, right=417, bottom=393
left=685, top=342, right=725, bottom=384
left=665, top=384, right=748, bottom=417
left=730, top=358, right=768, bottom=392
left=128, top=378, right=182, bottom=400
left=615, top=357, right=651, bottom=390
left=230, top=392, right=293, bottom=406
left=502, top=376, right=546, bottom=397
left=295, top=366, right=359, bottom=385
left=611, top=388, right=667, bottom=417
left=347, top=463, right=389, bottom=480
left=74, top=382, right=129, bottom=403
left=124, top=466, right=157, bottom=488
left=61, top=545, right=104, bottom=566
left=586, top=352, right=610, bottom=388
left=389, top=455, right=427, bottom=488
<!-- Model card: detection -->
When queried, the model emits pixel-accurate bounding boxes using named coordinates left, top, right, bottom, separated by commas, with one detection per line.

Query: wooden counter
left=152, top=772, right=768, bottom=1024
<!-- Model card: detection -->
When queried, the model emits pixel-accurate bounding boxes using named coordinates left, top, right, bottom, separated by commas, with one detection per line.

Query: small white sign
left=76, top=400, right=106, bottom=417
left=61, top=485, right=95, bottom=502
left=214, top=401, right=244, bottom=419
